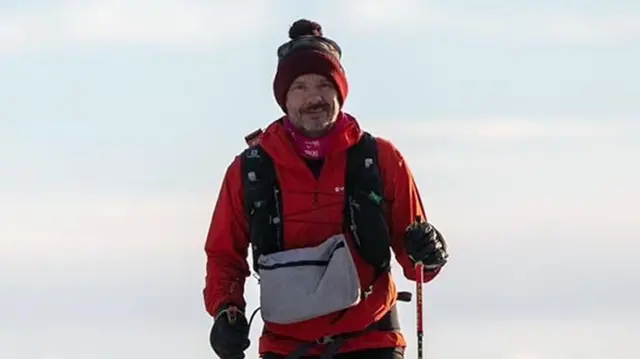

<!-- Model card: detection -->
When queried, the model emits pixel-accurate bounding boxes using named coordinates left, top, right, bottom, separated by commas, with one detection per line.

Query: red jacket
left=203, top=114, right=441, bottom=355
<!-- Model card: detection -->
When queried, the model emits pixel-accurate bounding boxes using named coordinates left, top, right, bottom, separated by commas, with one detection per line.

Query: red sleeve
left=203, top=156, right=251, bottom=317
left=377, top=138, right=441, bottom=283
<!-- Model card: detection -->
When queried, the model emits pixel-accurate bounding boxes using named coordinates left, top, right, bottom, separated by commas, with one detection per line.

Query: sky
left=1, top=0, right=639, bottom=358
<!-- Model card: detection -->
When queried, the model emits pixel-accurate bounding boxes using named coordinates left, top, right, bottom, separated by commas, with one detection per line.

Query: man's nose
left=305, top=94, right=323, bottom=104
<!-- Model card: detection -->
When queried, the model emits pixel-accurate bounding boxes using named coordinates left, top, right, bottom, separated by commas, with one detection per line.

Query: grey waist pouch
left=257, top=234, right=362, bottom=325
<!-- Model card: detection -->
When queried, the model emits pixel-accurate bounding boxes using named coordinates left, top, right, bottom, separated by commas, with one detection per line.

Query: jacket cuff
left=214, top=302, right=246, bottom=319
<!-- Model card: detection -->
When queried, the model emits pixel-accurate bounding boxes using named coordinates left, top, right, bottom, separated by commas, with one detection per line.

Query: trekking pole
left=415, top=260, right=424, bottom=359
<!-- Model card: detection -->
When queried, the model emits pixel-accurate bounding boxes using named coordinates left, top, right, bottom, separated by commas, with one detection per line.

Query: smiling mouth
left=303, top=105, right=328, bottom=114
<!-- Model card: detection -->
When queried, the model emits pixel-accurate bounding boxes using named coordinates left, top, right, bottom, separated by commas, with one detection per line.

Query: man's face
left=285, top=73, right=340, bottom=138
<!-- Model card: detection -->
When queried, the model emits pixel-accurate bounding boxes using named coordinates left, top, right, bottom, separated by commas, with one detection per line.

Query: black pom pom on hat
left=288, top=19, right=323, bottom=39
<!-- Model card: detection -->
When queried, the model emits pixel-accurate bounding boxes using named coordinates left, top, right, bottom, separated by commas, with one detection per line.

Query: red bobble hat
left=272, top=19, right=349, bottom=113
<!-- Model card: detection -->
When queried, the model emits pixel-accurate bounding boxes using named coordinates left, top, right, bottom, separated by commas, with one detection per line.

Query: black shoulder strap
left=344, top=132, right=392, bottom=273
left=345, top=132, right=384, bottom=205
left=240, top=145, right=283, bottom=273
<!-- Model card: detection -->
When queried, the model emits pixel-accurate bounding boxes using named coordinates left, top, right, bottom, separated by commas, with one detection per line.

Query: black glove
left=209, top=304, right=250, bottom=359
left=404, top=220, right=448, bottom=270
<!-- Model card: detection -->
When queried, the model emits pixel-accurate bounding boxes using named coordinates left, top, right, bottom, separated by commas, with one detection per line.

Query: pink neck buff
left=283, top=112, right=348, bottom=160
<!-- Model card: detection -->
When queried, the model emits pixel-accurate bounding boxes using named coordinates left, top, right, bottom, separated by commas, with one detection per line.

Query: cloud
left=1, top=128, right=638, bottom=359
left=0, top=193, right=213, bottom=270
left=2, top=116, right=635, bottom=271
left=337, top=0, right=640, bottom=43
left=0, top=0, right=273, bottom=55
left=364, top=116, right=639, bottom=244
left=401, top=318, right=640, bottom=359
left=1, top=191, right=637, bottom=359
left=366, top=116, right=627, bottom=141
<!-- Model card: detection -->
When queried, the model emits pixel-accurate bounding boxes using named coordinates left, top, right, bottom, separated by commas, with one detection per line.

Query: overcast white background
left=1, top=0, right=639, bottom=358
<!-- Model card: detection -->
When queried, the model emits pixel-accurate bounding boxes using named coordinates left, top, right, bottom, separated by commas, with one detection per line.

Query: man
left=203, top=19, right=449, bottom=359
